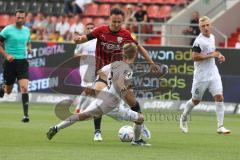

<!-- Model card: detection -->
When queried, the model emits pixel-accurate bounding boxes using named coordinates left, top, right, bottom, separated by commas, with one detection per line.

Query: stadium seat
left=93, top=18, right=106, bottom=27
left=17, top=1, right=30, bottom=12
left=82, top=17, right=93, bottom=25
left=145, top=36, right=161, bottom=45
left=163, top=0, right=177, bottom=5
left=158, top=5, right=172, bottom=19
left=29, top=2, right=41, bottom=14
left=98, top=4, right=110, bottom=17
left=0, top=14, right=10, bottom=27
left=147, top=5, right=160, bottom=19
left=51, top=2, right=64, bottom=16
left=0, top=1, right=7, bottom=14
left=175, top=0, right=188, bottom=5
left=41, top=3, right=53, bottom=15
left=139, top=0, right=152, bottom=4
left=151, top=0, right=164, bottom=4
left=127, top=0, right=138, bottom=3
left=84, top=3, right=98, bottom=16
left=6, top=1, right=18, bottom=15
left=9, top=16, right=15, bottom=24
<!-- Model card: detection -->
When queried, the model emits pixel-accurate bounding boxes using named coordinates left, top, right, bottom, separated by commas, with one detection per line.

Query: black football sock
left=22, top=93, right=29, bottom=117
left=94, top=116, right=102, bottom=133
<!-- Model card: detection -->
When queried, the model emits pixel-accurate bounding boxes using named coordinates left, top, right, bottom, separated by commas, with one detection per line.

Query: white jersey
left=192, top=33, right=220, bottom=82
left=100, top=61, right=133, bottom=97
left=74, top=39, right=97, bottom=87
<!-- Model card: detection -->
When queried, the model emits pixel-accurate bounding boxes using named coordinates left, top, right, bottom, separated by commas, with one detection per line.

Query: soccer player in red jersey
left=74, top=7, right=160, bottom=141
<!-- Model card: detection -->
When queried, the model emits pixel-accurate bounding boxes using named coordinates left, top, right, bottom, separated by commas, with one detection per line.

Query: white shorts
left=80, top=86, right=120, bottom=117
left=191, top=78, right=223, bottom=100
left=79, top=63, right=95, bottom=87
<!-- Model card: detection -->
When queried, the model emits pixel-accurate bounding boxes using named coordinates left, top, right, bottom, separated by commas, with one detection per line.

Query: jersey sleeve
left=88, top=26, right=103, bottom=40
left=192, top=39, right=202, bottom=53
left=27, top=28, right=31, bottom=43
left=0, top=26, right=9, bottom=40
left=74, top=44, right=83, bottom=55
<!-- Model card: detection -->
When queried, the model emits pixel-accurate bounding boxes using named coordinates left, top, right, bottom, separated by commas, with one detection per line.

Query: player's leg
left=180, top=81, right=208, bottom=133
left=17, top=59, right=30, bottom=123
left=115, top=90, right=151, bottom=146
left=209, top=78, right=230, bottom=134
left=75, top=88, right=94, bottom=113
left=0, top=60, right=16, bottom=97
left=107, top=104, right=151, bottom=146
left=47, top=99, right=101, bottom=140
left=93, top=80, right=107, bottom=141
left=18, top=79, right=29, bottom=122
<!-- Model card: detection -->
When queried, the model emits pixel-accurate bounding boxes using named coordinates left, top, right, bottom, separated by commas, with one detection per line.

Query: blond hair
left=122, top=43, right=137, bottom=59
left=199, top=16, right=210, bottom=26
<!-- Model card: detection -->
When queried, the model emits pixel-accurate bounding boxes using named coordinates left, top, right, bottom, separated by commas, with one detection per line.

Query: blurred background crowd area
left=0, top=0, right=193, bottom=43
left=0, top=0, right=239, bottom=48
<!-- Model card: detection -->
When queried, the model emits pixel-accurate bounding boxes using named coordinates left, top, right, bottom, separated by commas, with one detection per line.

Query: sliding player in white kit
left=180, top=16, right=231, bottom=134
left=47, top=43, right=151, bottom=146
left=74, top=23, right=96, bottom=114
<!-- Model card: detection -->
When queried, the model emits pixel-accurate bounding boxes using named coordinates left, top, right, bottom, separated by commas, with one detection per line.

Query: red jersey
left=87, top=25, right=137, bottom=70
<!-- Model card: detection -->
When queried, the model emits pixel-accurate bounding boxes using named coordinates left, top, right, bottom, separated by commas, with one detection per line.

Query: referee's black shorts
left=3, top=59, right=29, bottom=85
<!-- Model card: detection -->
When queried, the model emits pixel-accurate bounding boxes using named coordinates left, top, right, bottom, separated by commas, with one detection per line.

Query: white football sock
left=215, top=101, right=225, bottom=128
left=133, top=123, right=142, bottom=141
left=56, top=114, right=79, bottom=131
left=182, top=99, right=195, bottom=118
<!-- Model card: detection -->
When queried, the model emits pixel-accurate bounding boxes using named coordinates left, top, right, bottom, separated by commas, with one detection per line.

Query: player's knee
left=131, top=101, right=141, bottom=113
left=5, top=89, right=12, bottom=95
left=192, top=99, right=200, bottom=105
left=214, top=95, right=224, bottom=102
left=20, top=86, right=28, bottom=93
left=135, top=114, right=144, bottom=124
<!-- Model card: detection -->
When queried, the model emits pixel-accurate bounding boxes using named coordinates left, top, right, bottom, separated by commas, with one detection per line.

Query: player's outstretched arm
left=137, top=44, right=160, bottom=73
left=192, top=51, right=220, bottom=61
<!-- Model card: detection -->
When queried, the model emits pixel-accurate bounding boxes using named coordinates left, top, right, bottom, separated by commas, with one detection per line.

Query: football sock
left=22, top=93, right=29, bottom=117
left=215, top=101, right=225, bottom=128
left=94, top=116, right=102, bottom=133
left=182, top=99, right=195, bottom=118
left=56, top=114, right=79, bottom=131
left=133, top=123, right=142, bottom=141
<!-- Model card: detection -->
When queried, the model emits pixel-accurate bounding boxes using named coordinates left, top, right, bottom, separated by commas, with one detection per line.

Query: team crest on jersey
left=117, top=37, right=123, bottom=43
left=123, top=70, right=133, bottom=80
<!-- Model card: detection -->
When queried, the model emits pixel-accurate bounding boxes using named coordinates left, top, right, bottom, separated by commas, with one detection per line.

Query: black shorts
left=3, top=59, right=29, bottom=85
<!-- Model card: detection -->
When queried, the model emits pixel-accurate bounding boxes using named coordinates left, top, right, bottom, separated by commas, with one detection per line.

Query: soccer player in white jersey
left=47, top=43, right=151, bottom=146
left=180, top=16, right=231, bottom=134
left=74, top=23, right=96, bottom=114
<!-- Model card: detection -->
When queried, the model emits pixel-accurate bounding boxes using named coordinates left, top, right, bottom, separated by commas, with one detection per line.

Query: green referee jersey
left=0, top=24, right=31, bottom=59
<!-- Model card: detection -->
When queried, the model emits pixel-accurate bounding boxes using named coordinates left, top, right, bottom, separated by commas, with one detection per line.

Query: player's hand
left=159, top=64, right=169, bottom=76
left=212, top=51, right=220, bottom=58
left=218, top=54, right=225, bottom=63
left=150, top=63, right=161, bottom=74
left=27, top=48, right=32, bottom=54
left=74, top=36, right=83, bottom=44
left=6, top=54, right=14, bottom=62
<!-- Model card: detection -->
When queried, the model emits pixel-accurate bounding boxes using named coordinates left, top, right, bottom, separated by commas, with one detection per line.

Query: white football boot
left=217, top=126, right=231, bottom=134
left=180, top=114, right=188, bottom=133
left=94, top=131, right=103, bottom=141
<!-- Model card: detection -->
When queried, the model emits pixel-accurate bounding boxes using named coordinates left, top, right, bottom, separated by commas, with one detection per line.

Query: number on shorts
left=195, top=89, right=199, bottom=95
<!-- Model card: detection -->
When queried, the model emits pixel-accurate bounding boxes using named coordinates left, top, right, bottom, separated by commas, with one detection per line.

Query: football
left=118, top=125, right=134, bottom=142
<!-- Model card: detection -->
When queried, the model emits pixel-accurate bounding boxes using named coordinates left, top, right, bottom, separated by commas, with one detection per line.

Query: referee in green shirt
left=0, top=9, right=32, bottom=123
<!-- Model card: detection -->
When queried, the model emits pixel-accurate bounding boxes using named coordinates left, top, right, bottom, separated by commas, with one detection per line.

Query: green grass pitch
left=0, top=102, right=239, bottom=160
